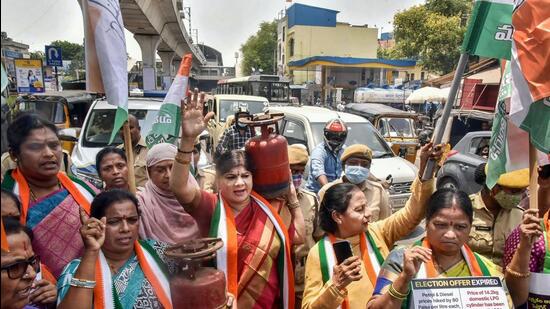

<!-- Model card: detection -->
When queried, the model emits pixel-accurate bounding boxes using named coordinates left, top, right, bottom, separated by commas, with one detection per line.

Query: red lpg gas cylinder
left=165, top=238, right=227, bottom=308
left=242, top=113, right=290, bottom=199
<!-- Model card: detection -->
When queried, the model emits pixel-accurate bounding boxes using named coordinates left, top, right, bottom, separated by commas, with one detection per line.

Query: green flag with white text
left=461, top=0, right=514, bottom=60
left=146, top=54, right=193, bottom=148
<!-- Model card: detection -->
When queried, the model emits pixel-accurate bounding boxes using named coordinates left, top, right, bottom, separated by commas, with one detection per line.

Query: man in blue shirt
left=304, top=118, right=348, bottom=193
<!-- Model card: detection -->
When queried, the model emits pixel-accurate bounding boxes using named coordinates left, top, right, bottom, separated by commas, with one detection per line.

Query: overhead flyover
left=121, top=0, right=206, bottom=90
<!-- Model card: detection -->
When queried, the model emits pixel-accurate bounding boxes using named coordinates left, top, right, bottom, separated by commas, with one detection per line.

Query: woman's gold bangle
left=388, top=283, right=408, bottom=300
left=175, top=152, right=191, bottom=165
left=505, top=266, right=530, bottom=278
left=287, top=200, right=300, bottom=210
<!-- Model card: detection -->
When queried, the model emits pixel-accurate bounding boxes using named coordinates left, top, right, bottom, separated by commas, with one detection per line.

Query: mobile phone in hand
left=333, top=240, right=353, bottom=264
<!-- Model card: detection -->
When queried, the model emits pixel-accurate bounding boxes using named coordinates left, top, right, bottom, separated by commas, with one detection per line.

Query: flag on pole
left=461, top=0, right=514, bottom=60
left=509, top=0, right=550, bottom=154
left=146, top=54, right=192, bottom=148
left=1, top=63, right=8, bottom=93
left=486, top=62, right=530, bottom=189
left=81, top=0, right=128, bottom=144
left=1, top=217, right=9, bottom=252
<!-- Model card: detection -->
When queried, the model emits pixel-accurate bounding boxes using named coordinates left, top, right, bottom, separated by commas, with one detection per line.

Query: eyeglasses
left=1, top=255, right=40, bottom=279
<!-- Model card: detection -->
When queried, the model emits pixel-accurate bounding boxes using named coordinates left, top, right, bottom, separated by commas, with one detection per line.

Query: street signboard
left=45, top=45, right=63, bottom=67
left=14, top=59, right=45, bottom=93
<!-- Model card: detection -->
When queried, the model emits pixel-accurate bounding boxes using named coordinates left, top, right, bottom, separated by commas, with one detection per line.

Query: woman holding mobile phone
left=301, top=143, right=442, bottom=309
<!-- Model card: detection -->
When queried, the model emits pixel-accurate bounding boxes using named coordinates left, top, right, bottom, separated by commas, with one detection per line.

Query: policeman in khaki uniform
left=117, top=114, right=148, bottom=187
left=288, top=144, right=322, bottom=307
left=318, top=144, right=392, bottom=221
left=468, top=163, right=527, bottom=267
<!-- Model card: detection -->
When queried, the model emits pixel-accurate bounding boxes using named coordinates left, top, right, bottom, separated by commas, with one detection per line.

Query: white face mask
left=344, top=165, right=370, bottom=185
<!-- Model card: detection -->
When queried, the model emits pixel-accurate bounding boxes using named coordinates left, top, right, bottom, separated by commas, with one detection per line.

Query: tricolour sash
left=208, top=191, right=295, bottom=309
left=93, top=240, right=172, bottom=309
left=5, top=169, right=95, bottom=224
left=318, top=232, right=384, bottom=309
left=416, top=238, right=490, bottom=278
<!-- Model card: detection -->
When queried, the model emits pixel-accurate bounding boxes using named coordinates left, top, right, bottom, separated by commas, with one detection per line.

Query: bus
left=216, top=74, right=290, bottom=103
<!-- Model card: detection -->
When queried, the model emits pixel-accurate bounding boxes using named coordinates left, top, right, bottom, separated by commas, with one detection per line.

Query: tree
left=29, top=51, right=45, bottom=60
left=50, top=40, right=84, bottom=60
left=240, top=21, right=277, bottom=76
left=385, top=0, right=471, bottom=74
left=50, top=40, right=84, bottom=79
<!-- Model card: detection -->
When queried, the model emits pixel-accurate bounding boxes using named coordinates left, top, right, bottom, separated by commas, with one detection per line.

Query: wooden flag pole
left=123, top=122, right=136, bottom=194
left=528, top=140, right=538, bottom=210
left=422, top=53, right=470, bottom=181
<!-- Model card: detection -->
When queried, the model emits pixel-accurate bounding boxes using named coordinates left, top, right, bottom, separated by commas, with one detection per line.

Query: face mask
left=344, top=165, right=370, bottom=185
left=327, top=140, right=344, bottom=152
left=292, top=174, right=303, bottom=188
left=236, top=121, right=247, bottom=129
left=493, top=190, right=522, bottom=210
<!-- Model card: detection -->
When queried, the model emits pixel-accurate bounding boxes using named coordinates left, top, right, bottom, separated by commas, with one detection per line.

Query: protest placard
left=411, top=277, right=509, bottom=309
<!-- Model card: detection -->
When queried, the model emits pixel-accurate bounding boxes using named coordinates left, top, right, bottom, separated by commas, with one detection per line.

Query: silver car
left=436, top=131, right=491, bottom=194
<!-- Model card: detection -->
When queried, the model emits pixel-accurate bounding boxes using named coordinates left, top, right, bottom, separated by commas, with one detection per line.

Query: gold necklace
left=29, top=181, right=61, bottom=202
left=434, top=258, right=466, bottom=276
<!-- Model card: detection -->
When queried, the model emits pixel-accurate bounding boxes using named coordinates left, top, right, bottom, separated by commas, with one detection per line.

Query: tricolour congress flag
left=486, top=62, right=530, bottom=189
left=461, top=0, right=514, bottom=60
left=81, top=0, right=128, bottom=143
left=146, top=54, right=193, bottom=148
left=509, top=0, right=550, bottom=154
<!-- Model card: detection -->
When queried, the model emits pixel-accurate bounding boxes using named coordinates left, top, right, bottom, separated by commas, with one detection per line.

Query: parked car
left=345, top=103, right=421, bottom=164
left=69, top=97, right=209, bottom=188
left=436, top=131, right=491, bottom=194
left=270, top=105, right=418, bottom=212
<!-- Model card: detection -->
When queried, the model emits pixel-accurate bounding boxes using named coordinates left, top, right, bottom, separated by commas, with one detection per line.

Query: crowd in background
left=1, top=91, right=549, bottom=309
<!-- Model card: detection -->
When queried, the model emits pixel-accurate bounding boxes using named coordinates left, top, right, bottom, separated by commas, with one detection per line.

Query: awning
left=288, top=56, right=416, bottom=70
left=467, top=67, right=501, bottom=84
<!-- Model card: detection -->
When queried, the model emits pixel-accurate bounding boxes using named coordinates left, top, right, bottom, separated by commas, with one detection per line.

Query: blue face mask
left=292, top=174, right=303, bottom=188
left=344, top=165, right=370, bottom=185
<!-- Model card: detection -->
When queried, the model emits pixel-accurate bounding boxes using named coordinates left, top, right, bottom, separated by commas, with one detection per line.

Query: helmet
left=323, top=119, right=347, bottom=151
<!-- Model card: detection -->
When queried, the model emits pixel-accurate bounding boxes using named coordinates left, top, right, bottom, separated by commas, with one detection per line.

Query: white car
left=270, top=105, right=418, bottom=211
left=69, top=97, right=209, bottom=188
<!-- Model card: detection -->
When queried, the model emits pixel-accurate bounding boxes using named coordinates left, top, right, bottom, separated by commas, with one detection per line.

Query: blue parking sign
left=45, top=46, right=63, bottom=67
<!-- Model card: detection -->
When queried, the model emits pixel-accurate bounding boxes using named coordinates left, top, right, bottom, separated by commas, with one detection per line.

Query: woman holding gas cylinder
left=170, top=89, right=304, bottom=309
left=300, top=142, right=441, bottom=309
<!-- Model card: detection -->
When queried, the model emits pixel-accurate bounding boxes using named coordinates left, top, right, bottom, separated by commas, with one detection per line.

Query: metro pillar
left=158, top=51, right=175, bottom=90
left=134, top=34, right=161, bottom=90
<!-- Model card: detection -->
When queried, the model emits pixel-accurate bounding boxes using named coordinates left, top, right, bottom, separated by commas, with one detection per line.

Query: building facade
left=276, top=4, right=417, bottom=105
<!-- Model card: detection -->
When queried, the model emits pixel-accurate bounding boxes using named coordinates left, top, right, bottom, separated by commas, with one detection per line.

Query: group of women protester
left=1, top=90, right=549, bottom=309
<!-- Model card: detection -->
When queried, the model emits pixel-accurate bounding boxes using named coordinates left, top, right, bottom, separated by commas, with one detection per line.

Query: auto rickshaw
left=15, top=90, right=97, bottom=152
left=345, top=103, right=420, bottom=163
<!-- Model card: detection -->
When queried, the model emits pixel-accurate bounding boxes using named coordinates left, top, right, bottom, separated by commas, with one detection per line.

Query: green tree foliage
left=50, top=40, right=84, bottom=79
left=29, top=51, right=45, bottom=60
left=425, top=0, right=471, bottom=17
left=240, top=21, right=277, bottom=76
left=384, top=0, right=471, bottom=74
left=50, top=40, right=83, bottom=60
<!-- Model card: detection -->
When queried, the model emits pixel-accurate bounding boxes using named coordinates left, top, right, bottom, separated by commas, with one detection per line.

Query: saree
left=57, top=240, right=175, bottom=309
left=371, top=239, right=512, bottom=308
left=2, top=169, right=97, bottom=277
left=208, top=191, right=294, bottom=309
